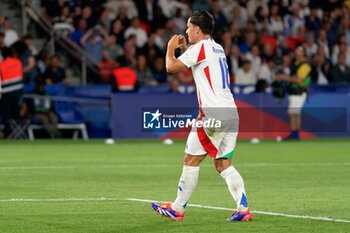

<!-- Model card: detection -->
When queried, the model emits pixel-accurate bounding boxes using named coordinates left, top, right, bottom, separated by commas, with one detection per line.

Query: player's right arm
left=166, top=35, right=187, bottom=74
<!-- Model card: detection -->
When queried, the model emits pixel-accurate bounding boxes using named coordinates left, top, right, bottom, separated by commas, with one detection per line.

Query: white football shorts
left=185, top=109, right=239, bottom=159
left=288, top=92, right=307, bottom=115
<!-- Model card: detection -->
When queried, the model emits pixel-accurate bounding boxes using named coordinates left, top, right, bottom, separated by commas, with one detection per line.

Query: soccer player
left=151, top=11, right=253, bottom=222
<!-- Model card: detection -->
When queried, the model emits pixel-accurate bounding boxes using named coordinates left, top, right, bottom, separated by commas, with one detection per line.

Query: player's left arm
left=166, top=35, right=187, bottom=74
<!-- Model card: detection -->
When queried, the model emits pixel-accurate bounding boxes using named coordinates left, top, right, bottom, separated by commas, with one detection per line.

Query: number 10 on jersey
left=219, top=57, right=230, bottom=89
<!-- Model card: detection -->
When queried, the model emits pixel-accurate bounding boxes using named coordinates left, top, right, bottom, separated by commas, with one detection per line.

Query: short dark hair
left=190, top=11, right=214, bottom=35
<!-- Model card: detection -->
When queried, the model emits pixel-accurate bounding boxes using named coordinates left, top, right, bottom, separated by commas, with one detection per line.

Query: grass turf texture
left=0, top=138, right=349, bottom=233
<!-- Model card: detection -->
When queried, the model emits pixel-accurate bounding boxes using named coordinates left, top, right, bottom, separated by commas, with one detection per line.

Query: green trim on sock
left=222, top=150, right=234, bottom=158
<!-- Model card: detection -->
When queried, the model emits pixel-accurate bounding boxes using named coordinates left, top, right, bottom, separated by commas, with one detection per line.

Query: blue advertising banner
left=111, top=92, right=350, bottom=139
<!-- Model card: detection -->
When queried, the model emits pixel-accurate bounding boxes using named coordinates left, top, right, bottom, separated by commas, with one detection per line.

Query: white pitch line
left=0, top=197, right=349, bottom=223
left=0, top=163, right=350, bottom=170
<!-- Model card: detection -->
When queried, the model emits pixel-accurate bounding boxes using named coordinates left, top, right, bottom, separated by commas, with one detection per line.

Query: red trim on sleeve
left=196, top=43, right=206, bottom=63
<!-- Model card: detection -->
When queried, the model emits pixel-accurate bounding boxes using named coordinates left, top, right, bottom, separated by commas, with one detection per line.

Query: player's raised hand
left=178, top=35, right=187, bottom=53
left=167, top=35, right=183, bottom=50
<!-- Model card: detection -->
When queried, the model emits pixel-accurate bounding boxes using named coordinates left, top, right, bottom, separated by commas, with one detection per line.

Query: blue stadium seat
left=53, top=100, right=85, bottom=123
left=23, top=82, right=37, bottom=94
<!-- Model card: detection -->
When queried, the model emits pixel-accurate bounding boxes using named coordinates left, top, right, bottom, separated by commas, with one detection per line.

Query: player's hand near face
left=166, top=35, right=187, bottom=73
left=168, top=35, right=187, bottom=49
left=178, top=35, right=187, bottom=53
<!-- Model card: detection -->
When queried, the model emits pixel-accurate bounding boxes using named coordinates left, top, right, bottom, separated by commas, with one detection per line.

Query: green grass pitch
left=0, top=138, right=349, bottom=233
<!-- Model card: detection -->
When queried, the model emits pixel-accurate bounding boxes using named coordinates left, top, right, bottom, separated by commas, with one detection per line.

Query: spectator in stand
left=247, top=0, right=269, bottom=20
left=229, top=22, right=242, bottom=45
left=109, top=19, right=125, bottom=46
left=124, top=17, right=148, bottom=49
left=317, top=29, right=330, bottom=58
left=296, top=1, right=310, bottom=21
left=29, top=81, right=61, bottom=138
left=216, top=28, right=232, bottom=57
left=163, top=18, right=176, bottom=43
left=70, top=18, right=88, bottom=47
left=55, top=6, right=74, bottom=25
left=232, top=6, right=247, bottom=29
left=152, top=6, right=168, bottom=29
left=283, top=3, right=304, bottom=38
left=158, top=0, right=188, bottom=19
left=0, top=14, right=4, bottom=32
left=331, top=40, right=350, bottom=67
left=41, top=0, right=62, bottom=23
left=140, top=32, right=163, bottom=66
left=170, top=76, right=180, bottom=93
left=319, top=50, right=333, bottom=83
left=239, top=31, right=257, bottom=54
left=210, top=0, right=228, bottom=35
left=339, top=17, right=350, bottom=46
left=178, top=68, right=194, bottom=86
left=100, top=5, right=117, bottom=33
left=36, top=49, right=49, bottom=74
left=0, top=32, right=6, bottom=61
left=304, top=6, right=321, bottom=35
left=80, top=25, right=109, bottom=64
left=279, top=52, right=292, bottom=77
left=261, top=42, right=274, bottom=61
left=173, top=9, right=187, bottom=34
left=154, top=27, right=167, bottom=52
left=135, top=54, right=157, bottom=85
left=103, top=0, right=138, bottom=20
left=134, top=0, right=157, bottom=25
left=23, top=35, right=38, bottom=56
left=245, top=20, right=260, bottom=41
left=274, top=36, right=290, bottom=65
left=192, top=0, right=211, bottom=11
left=116, top=7, right=132, bottom=30
left=322, top=20, right=337, bottom=48
left=254, top=6, right=269, bottom=32
left=43, top=55, right=67, bottom=85
left=53, top=6, right=74, bottom=36
left=310, top=53, right=330, bottom=85
left=245, top=44, right=261, bottom=76
left=235, top=60, right=257, bottom=85
left=218, top=0, right=237, bottom=23
left=258, top=57, right=276, bottom=84
left=123, top=34, right=137, bottom=68
left=303, top=32, right=318, bottom=58
left=151, top=56, right=168, bottom=83
left=170, top=68, right=195, bottom=94
left=102, top=35, right=124, bottom=65
left=3, top=17, right=19, bottom=47
left=227, top=44, right=243, bottom=78
left=330, top=53, right=350, bottom=83
left=81, top=5, right=96, bottom=29
left=63, top=0, right=79, bottom=14
left=268, top=4, right=284, bottom=37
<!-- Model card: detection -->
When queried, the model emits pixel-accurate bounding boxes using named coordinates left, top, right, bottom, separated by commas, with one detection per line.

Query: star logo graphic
left=150, top=109, right=162, bottom=122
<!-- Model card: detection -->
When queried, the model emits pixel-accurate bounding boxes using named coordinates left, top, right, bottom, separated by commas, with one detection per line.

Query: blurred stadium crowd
left=1, top=0, right=350, bottom=93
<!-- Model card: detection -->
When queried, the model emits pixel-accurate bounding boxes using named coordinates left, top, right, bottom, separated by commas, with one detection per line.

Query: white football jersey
left=178, top=38, right=236, bottom=109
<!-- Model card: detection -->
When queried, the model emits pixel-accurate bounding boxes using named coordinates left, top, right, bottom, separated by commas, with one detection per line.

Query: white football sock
left=220, top=165, right=248, bottom=212
left=172, top=165, right=200, bottom=213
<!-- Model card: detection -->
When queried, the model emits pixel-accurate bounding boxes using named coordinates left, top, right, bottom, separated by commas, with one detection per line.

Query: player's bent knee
left=183, top=153, right=206, bottom=166
left=214, top=158, right=232, bottom=173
